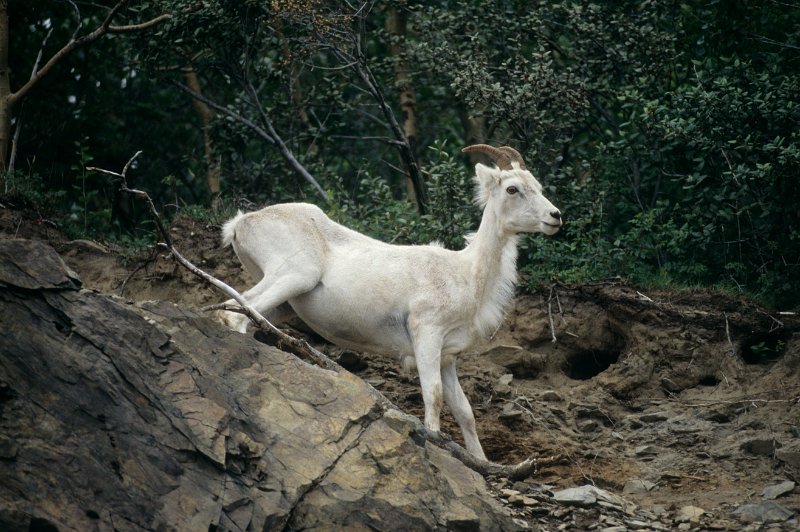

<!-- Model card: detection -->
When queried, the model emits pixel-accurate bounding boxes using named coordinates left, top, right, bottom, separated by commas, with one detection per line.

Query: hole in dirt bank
left=698, top=375, right=721, bottom=387
left=740, top=332, right=790, bottom=365
left=562, top=350, right=620, bottom=380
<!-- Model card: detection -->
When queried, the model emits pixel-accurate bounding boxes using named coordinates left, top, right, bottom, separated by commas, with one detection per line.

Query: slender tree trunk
left=0, top=0, right=11, bottom=179
left=0, top=0, right=167, bottom=181
left=460, top=108, right=485, bottom=167
left=386, top=5, right=419, bottom=204
left=277, top=21, right=317, bottom=157
left=184, top=68, right=221, bottom=207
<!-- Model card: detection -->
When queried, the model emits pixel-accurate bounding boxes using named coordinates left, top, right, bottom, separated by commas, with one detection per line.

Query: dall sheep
left=216, top=144, right=562, bottom=460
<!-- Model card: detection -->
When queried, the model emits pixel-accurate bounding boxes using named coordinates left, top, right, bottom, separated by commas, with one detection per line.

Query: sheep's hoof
left=411, top=427, right=444, bottom=446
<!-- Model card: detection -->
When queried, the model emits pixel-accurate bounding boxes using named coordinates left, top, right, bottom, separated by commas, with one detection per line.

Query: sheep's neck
left=463, top=205, right=519, bottom=337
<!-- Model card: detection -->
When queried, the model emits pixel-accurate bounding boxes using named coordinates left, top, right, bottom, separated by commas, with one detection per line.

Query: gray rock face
left=732, top=501, right=795, bottom=524
left=762, top=480, right=796, bottom=500
left=552, top=485, right=627, bottom=510
left=0, top=240, right=519, bottom=531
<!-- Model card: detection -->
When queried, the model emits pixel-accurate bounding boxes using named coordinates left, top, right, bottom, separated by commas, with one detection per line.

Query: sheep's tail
left=222, top=210, right=245, bottom=248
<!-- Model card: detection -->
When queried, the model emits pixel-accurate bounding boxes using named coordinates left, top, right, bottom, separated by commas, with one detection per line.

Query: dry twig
left=547, top=285, right=557, bottom=343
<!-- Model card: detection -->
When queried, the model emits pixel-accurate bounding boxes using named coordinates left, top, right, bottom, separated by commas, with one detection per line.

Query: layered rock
left=0, top=239, right=517, bottom=531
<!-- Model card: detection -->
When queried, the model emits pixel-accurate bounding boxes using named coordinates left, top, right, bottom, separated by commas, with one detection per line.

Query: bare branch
left=172, top=80, right=276, bottom=145
left=65, top=0, right=83, bottom=43
left=547, top=285, right=558, bottom=343
left=8, top=23, right=54, bottom=175
left=414, top=427, right=546, bottom=480
left=8, top=1, right=168, bottom=108
left=312, top=3, right=427, bottom=212
left=243, top=80, right=330, bottom=200
left=109, top=14, right=172, bottom=33
left=89, top=153, right=338, bottom=370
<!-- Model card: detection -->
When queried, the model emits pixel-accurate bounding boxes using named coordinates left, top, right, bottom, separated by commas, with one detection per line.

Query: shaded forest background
left=1, top=0, right=798, bottom=307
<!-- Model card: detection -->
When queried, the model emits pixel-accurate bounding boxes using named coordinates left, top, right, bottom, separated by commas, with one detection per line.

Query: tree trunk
left=0, top=0, right=168, bottom=182
left=184, top=68, right=221, bottom=207
left=0, top=0, right=11, bottom=179
left=386, top=5, right=419, bottom=206
left=460, top=108, right=486, bottom=167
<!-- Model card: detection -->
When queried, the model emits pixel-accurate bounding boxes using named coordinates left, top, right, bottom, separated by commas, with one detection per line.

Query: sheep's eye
left=506, top=186, right=519, bottom=195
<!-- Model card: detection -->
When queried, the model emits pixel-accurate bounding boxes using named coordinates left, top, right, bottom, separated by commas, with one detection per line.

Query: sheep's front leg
left=412, top=332, right=444, bottom=436
left=442, top=360, right=487, bottom=461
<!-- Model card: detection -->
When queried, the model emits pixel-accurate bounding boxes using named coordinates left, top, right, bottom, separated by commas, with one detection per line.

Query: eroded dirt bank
left=2, top=202, right=799, bottom=530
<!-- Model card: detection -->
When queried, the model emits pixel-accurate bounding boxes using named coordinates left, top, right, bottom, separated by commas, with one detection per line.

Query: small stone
left=553, top=486, right=598, bottom=506
left=623, top=478, right=657, bottom=494
left=640, top=412, right=669, bottom=423
left=661, top=377, right=681, bottom=392
left=541, top=390, right=563, bottom=402
left=501, top=488, right=522, bottom=498
left=511, top=481, right=530, bottom=493
left=512, top=518, right=530, bottom=529
left=499, top=403, right=524, bottom=420
left=553, top=485, right=626, bottom=510
left=776, top=448, right=800, bottom=468
left=678, top=505, right=705, bottom=522
left=741, top=438, right=782, bottom=456
left=507, top=493, right=536, bottom=506
left=521, top=496, right=537, bottom=507
left=576, top=419, right=600, bottom=433
left=624, top=519, right=652, bottom=528
left=495, top=374, right=514, bottom=395
left=733, top=501, right=794, bottom=523
left=762, top=480, right=795, bottom=500
left=635, top=445, right=659, bottom=456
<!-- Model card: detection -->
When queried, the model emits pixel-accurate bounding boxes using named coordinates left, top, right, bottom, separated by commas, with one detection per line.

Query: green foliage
left=6, top=0, right=799, bottom=307
left=328, top=142, right=477, bottom=249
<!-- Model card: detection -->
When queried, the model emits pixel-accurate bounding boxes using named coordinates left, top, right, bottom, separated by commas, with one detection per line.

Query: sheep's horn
left=497, top=146, right=526, bottom=170
left=462, top=144, right=513, bottom=171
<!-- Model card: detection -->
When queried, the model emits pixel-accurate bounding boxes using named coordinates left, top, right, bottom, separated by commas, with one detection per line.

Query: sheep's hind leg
left=216, top=273, right=318, bottom=333
left=412, top=331, right=445, bottom=436
left=442, top=360, right=487, bottom=461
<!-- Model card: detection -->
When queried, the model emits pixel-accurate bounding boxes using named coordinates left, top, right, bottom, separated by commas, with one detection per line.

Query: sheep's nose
left=550, top=211, right=562, bottom=221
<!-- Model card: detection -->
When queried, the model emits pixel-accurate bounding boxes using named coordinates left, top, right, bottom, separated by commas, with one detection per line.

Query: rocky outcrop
left=0, top=239, right=518, bottom=531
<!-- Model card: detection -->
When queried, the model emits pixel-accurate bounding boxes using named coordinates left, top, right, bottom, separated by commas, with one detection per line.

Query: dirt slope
left=2, top=199, right=798, bottom=530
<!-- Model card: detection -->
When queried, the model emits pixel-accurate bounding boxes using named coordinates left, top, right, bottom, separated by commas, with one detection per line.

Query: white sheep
left=216, top=144, right=562, bottom=460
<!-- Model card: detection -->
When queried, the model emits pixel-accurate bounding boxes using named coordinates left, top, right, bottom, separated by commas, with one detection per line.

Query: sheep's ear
left=472, top=163, right=501, bottom=207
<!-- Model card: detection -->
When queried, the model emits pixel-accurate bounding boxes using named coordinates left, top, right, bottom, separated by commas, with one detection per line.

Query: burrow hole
left=740, top=332, right=790, bottom=365
left=698, top=375, right=721, bottom=387
left=562, top=349, right=621, bottom=380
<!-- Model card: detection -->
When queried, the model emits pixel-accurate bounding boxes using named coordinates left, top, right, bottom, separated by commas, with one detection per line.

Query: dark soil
left=3, top=198, right=799, bottom=530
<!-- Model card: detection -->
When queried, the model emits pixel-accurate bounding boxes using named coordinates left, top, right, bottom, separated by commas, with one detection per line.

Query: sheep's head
left=463, top=144, right=562, bottom=236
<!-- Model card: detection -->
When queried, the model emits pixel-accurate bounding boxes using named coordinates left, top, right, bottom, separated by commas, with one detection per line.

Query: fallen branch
left=8, top=2, right=169, bottom=108
left=89, top=153, right=339, bottom=372
left=89, top=152, right=541, bottom=480
left=413, top=428, right=552, bottom=481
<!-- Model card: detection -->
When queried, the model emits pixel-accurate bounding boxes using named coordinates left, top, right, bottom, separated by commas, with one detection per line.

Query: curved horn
left=462, top=144, right=513, bottom=171
left=497, top=146, right=526, bottom=170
